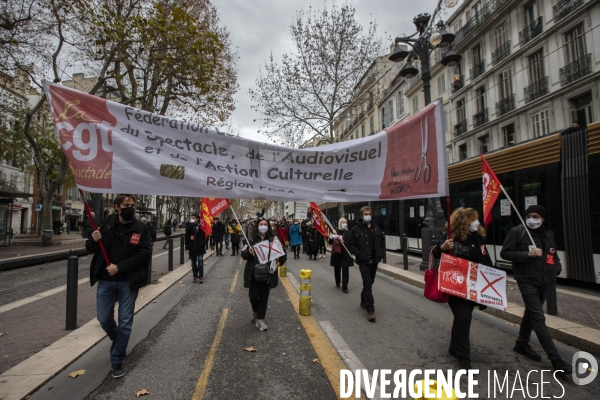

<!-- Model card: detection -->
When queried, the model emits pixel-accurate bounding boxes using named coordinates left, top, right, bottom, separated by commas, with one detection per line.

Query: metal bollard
left=299, top=269, right=312, bottom=316
left=66, top=250, right=78, bottom=330
left=168, top=238, right=173, bottom=271
left=402, top=234, right=409, bottom=270
left=147, top=243, right=153, bottom=285
left=180, top=236, right=185, bottom=265
left=546, top=284, right=558, bottom=316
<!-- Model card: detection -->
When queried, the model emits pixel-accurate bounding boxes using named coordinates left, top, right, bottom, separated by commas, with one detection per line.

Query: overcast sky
left=215, top=0, right=449, bottom=142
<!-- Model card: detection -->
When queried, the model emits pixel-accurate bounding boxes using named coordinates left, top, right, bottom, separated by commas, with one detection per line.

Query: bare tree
left=249, top=3, right=384, bottom=147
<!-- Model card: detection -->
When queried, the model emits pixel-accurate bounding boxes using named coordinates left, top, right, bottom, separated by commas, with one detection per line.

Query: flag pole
left=79, top=189, right=110, bottom=266
left=229, top=205, right=250, bottom=245
left=498, top=185, right=537, bottom=248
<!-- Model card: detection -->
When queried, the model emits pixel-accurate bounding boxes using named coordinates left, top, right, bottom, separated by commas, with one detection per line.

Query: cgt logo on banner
left=439, top=253, right=507, bottom=311
left=43, top=81, right=448, bottom=201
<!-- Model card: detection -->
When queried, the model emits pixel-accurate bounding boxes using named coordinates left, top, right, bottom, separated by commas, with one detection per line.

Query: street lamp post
left=389, top=13, right=462, bottom=270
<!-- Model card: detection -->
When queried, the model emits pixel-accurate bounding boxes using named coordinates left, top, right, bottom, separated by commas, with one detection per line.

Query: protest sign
left=439, top=253, right=507, bottom=311
left=253, top=237, right=285, bottom=270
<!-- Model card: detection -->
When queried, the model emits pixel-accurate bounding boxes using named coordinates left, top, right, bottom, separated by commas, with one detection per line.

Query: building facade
left=445, top=0, right=599, bottom=163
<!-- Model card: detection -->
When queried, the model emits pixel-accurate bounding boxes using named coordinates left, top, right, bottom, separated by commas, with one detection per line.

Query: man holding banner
left=500, top=205, right=572, bottom=374
left=345, top=206, right=385, bottom=322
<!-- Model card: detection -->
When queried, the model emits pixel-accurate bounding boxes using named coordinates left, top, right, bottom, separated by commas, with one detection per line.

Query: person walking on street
left=162, top=220, right=172, bottom=249
left=318, top=232, right=327, bottom=258
left=185, top=214, right=206, bottom=283
left=432, top=208, right=491, bottom=370
left=288, top=219, right=303, bottom=259
left=87, top=194, right=151, bottom=379
left=212, top=217, right=226, bottom=256
left=345, top=206, right=385, bottom=322
left=276, top=222, right=289, bottom=251
left=500, top=205, right=572, bottom=374
left=242, top=218, right=287, bottom=331
left=305, top=222, right=320, bottom=260
left=229, top=219, right=242, bottom=256
left=329, top=218, right=353, bottom=293
left=224, top=218, right=231, bottom=250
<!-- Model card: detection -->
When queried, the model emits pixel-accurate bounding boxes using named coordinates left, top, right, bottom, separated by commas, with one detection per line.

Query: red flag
left=199, top=198, right=230, bottom=239
left=481, top=155, right=502, bottom=228
left=309, top=202, right=329, bottom=238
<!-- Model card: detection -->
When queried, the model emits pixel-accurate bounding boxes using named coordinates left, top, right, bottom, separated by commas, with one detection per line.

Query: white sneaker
left=255, top=319, right=268, bottom=331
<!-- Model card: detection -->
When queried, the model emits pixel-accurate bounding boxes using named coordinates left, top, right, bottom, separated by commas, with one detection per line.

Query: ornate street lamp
left=388, top=14, right=461, bottom=270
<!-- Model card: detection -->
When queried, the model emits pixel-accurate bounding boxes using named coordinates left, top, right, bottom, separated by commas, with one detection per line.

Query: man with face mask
left=500, top=205, right=571, bottom=374
left=186, top=214, right=206, bottom=282
left=345, top=206, right=385, bottom=322
left=87, top=194, right=152, bottom=379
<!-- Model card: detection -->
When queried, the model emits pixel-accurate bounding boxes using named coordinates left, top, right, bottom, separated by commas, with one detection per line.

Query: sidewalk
left=380, top=250, right=600, bottom=355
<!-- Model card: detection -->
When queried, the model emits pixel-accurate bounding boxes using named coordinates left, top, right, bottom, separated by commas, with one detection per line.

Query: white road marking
left=288, top=273, right=300, bottom=294
left=319, top=320, right=381, bottom=399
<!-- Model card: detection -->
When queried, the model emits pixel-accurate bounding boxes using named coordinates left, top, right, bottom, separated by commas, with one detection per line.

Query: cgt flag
left=481, top=155, right=501, bottom=228
left=309, top=202, right=329, bottom=238
left=200, top=198, right=230, bottom=239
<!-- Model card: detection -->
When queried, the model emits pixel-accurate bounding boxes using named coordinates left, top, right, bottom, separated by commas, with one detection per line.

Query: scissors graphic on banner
left=413, top=112, right=431, bottom=184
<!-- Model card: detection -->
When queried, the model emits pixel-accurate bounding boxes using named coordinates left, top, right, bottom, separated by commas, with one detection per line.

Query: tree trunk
left=42, top=194, right=53, bottom=231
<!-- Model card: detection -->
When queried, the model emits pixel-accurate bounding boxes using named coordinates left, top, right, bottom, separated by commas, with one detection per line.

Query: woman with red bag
left=432, top=208, right=492, bottom=370
left=329, top=218, right=353, bottom=293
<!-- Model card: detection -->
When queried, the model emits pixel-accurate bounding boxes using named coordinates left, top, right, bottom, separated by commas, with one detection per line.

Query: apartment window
left=479, top=135, right=490, bottom=154
left=437, top=74, right=446, bottom=95
left=458, top=144, right=468, bottom=161
left=456, top=98, right=466, bottom=122
left=494, top=21, right=508, bottom=49
left=388, top=100, right=394, bottom=123
left=412, top=96, right=419, bottom=113
left=369, top=116, right=374, bottom=134
left=564, top=24, right=586, bottom=64
left=527, top=49, right=545, bottom=84
left=396, top=90, right=405, bottom=116
left=472, top=43, right=483, bottom=66
left=498, top=69, right=513, bottom=99
left=361, top=124, right=365, bottom=138
left=502, top=123, right=516, bottom=147
left=453, top=19, right=463, bottom=35
left=523, top=3, right=537, bottom=26
left=381, top=107, right=386, bottom=129
left=531, top=109, right=550, bottom=137
left=475, top=87, right=486, bottom=113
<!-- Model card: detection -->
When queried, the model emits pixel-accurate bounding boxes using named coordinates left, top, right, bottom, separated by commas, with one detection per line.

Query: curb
left=0, top=250, right=215, bottom=400
left=376, top=263, right=600, bottom=357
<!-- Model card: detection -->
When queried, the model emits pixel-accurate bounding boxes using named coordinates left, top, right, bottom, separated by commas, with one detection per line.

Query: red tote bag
left=424, top=247, right=449, bottom=303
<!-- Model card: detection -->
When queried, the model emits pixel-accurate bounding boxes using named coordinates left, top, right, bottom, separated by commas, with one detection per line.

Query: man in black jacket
left=186, top=213, right=206, bottom=283
left=87, top=194, right=152, bottom=379
left=346, top=206, right=385, bottom=322
left=500, top=205, right=572, bottom=374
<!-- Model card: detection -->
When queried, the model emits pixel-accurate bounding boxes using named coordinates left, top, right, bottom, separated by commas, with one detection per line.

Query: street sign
left=35, top=204, right=42, bottom=211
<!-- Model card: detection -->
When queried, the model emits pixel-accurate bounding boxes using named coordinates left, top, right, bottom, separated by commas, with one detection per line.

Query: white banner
left=43, top=81, right=448, bottom=201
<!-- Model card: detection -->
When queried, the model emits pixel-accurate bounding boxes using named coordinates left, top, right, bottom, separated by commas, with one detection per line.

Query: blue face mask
left=363, top=215, right=372, bottom=223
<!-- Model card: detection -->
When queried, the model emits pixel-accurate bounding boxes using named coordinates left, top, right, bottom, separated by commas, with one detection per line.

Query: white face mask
left=258, top=225, right=269, bottom=235
left=341, top=223, right=348, bottom=230
left=469, top=220, right=480, bottom=232
left=526, top=218, right=542, bottom=229
left=190, top=219, right=196, bottom=224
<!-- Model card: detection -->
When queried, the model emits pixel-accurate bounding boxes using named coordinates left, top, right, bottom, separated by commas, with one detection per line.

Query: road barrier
left=65, top=250, right=78, bottom=330
left=299, top=269, right=312, bottom=316
left=279, top=263, right=287, bottom=277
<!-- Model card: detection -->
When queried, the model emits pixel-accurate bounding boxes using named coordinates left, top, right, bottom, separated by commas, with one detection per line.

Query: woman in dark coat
left=242, top=218, right=287, bottom=331
left=329, top=218, right=353, bottom=293
left=432, top=207, right=492, bottom=370
left=305, top=222, right=321, bottom=260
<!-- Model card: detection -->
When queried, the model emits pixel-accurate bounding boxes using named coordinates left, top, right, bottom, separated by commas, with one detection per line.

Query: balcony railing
left=454, top=120, right=468, bottom=136
left=451, top=74, right=464, bottom=94
left=560, top=54, right=592, bottom=87
left=492, top=40, right=511, bottom=65
left=473, top=109, right=489, bottom=128
left=470, top=59, right=486, bottom=80
left=554, top=0, right=583, bottom=23
left=454, top=0, right=508, bottom=46
left=519, top=17, right=543, bottom=46
left=524, top=76, right=548, bottom=104
left=496, top=94, right=515, bottom=116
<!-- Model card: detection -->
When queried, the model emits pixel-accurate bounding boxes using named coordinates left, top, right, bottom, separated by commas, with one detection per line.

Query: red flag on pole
left=481, top=155, right=502, bottom=228
left=309, top=202, right=329, bottom=238
left=200, top=198, right=230, bottom=239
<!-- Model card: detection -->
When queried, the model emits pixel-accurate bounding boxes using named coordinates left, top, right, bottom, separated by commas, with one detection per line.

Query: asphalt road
left=29, top=250, right=600, bottom=400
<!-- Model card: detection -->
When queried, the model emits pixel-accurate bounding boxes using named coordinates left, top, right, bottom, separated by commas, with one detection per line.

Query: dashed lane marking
left=230, top=270, right=239, bottom=293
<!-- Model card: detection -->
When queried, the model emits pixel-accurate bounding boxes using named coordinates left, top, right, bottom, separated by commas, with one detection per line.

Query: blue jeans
left=195, top=254, right=204, bottom=278
left=96, top=280, right=138, bottom=364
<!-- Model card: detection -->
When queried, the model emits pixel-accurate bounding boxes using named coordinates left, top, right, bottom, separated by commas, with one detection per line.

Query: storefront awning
left=52, top=206, right=61, bottom=211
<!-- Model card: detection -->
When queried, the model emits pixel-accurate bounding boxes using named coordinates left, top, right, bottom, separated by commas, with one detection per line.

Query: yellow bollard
left=279, top=264, right=287, bottom=277
left=299, top=269, right=312, bottom=316
left=413, top=380, right=458, bottom=400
